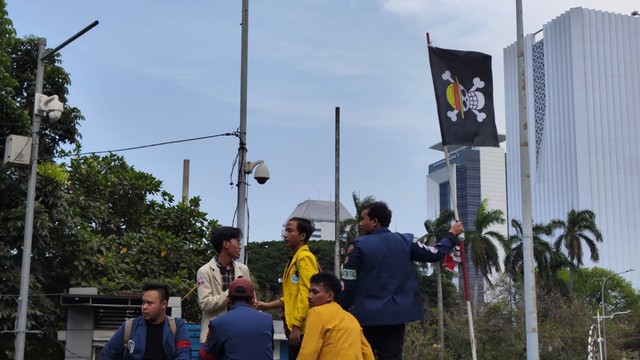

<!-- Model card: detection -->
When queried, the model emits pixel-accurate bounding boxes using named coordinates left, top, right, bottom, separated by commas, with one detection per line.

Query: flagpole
left=428, top=32, right=477, bottom=360
left=515, top=0, right=541, bottom=358
left=443, top=145, right=477, bottom=360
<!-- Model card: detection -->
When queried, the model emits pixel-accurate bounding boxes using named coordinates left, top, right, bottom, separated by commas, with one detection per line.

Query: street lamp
left=601, top=268, right=634, bottom=360
left=595, top=310, right=631, bottom=360
left=13, top=21, right=98, bottom=360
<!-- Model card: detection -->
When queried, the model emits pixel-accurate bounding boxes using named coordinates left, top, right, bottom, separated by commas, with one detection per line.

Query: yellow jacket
left=298, top=302, right=374, bottom=360
left=279, top=244, right=319, bottom=332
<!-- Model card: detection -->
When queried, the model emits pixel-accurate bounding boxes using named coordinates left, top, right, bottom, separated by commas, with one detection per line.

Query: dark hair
left=209, top=226, right=243, bottom=253
left=288, top=217, right=315, bottom=243
left=142, top=281, right=171, bottom=302
left=310, top=272, right=341, bottom=297
left=363, top=201, right=392, bottom=227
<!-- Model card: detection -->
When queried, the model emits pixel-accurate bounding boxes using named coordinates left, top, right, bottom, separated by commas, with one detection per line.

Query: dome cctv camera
left=253, top=164, right=270, bottom=184
left=36, top=94, right=64, bottom=122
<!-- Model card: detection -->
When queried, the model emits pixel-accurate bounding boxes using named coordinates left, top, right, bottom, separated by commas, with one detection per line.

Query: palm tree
left=424, top=209, right=456, bottom=245
left=339, top=192, right=375, bottom=242
left=466, top=199, right=506, bottom=317
left=423, top=209, right=455, bottom=360
left=550, top=209, right=603, bottom=291
left=504, top=219, right=572, bottom=292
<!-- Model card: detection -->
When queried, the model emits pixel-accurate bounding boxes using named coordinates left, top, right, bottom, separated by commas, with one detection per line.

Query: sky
left=6, top=0, right=639, bottom=243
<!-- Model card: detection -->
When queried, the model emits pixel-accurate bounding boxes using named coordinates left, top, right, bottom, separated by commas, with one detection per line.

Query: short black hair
left=288, top=217, right=315, bottom=243
left=310, top=272, right=341, bottom=297
left=209, top=226, right=243, bottom=253
left=142, top=281, right=171, bottom=302
left=363, top=201, right=392, bottom=227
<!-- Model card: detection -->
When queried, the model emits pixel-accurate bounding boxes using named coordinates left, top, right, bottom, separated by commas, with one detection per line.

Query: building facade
left=504, top=8, right=640, bottom=287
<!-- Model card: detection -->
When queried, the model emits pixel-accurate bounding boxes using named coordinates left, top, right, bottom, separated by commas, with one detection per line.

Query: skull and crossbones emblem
left=441, top=70, right=486, bottom=122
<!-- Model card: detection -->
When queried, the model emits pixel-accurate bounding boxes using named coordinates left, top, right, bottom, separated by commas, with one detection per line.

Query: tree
left=67, top=154, right=218, bottom=321
left=465, top=199, right=506, bottom=317
left=566, top=267, right=640, bottom=315
left=550, top=209, right=603, bottom=290
left=339, top=192, right=375, bottom=242
left=503, top=219, right=573, bottom=293
left=1, top=18, right=85, bottom=358
left=0, top=14, right=218, bottom=357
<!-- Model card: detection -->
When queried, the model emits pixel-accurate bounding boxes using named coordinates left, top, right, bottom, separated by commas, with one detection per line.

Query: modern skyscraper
left=504, top=8, right=640, bottom=287
left=427, top=143, right=507, bottom=301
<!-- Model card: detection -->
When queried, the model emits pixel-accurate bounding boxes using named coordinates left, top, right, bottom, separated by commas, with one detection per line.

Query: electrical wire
left=54, top=131, right=239, bottom=158
left=30, top=321, right=91, bottom=360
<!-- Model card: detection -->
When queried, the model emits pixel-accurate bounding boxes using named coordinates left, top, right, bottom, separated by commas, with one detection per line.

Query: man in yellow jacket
left=255, top=217, right=319, bottom=360
left=298, top=272, right=374, bottom=360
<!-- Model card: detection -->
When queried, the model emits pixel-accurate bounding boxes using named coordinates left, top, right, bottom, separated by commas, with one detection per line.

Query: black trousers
left=363, top=324, right=406, bottom=360
left=284, top=327, right=303, bottom=360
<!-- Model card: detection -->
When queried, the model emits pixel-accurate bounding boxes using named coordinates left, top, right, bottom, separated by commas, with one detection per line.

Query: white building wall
left=479, top=147, right=508, bottom=285
left=505, top=8, right=640, bottom=288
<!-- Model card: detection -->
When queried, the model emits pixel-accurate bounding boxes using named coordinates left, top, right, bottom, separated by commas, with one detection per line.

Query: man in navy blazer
left=199, top=278, right=274, bottom=360
left=339, top=201, right=464, bottom=360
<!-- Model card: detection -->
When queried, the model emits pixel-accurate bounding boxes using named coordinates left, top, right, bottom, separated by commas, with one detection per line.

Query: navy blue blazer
left=201, top=303, right=274, bottom=360
left=339, top=227, right=456, bottom=326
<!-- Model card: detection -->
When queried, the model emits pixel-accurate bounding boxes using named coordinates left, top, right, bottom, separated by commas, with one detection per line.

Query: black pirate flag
left=428, top=46, right=499, bottom=147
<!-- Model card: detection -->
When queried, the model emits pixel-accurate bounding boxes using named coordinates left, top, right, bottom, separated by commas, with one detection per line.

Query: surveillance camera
left=35, top=94, right=64, bottom=122
left=253, top=164, right=270, bottom=184
left=48, top=109, right=63, bottom=122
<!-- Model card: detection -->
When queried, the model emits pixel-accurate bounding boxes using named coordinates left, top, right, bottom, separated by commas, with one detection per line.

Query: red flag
left=443, top=245, right=461, bottom=273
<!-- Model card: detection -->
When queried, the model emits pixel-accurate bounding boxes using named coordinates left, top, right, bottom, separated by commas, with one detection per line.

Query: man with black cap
left=199, top=278, right=274, bottom=360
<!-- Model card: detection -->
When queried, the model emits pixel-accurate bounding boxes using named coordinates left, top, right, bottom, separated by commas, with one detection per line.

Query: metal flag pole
left=334, top=107, right=341, bottom=275
left=428, top=31, right=477, bottom=360
left=443, top=145, right=477, bottom=360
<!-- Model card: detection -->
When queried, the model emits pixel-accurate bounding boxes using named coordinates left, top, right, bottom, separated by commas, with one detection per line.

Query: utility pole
left=237, top=0, right=250, bottom=263
left=515, top=0, right=540, bottom=358
left=14, top=38, right=46, bottom=360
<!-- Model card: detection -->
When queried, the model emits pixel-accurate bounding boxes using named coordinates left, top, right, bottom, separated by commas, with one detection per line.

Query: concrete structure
left=284, top=200, right=353, bottom=240
left=504, top=8, right=640, bottom=288
left=426, top=143, right=507, bottom=300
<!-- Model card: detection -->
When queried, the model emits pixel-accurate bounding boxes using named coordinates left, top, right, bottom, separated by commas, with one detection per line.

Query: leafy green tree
left=465, top=199, right=506, bottom=316
left=67, top=154, right=218, bottom=321
left=568, top=267, right=640, bottom=359
left=565, top=267, right=640, bottom=314
left=339, top=192, right=375, bottom=242
left=550, top=209, right=603, bottom=290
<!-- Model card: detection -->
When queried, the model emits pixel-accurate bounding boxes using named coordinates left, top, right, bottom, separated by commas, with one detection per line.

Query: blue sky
left=7, top=0, right=638, bottom=243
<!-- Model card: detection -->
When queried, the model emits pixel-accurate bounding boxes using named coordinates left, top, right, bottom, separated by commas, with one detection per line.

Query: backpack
left=123, top=316, right=177, bottom=349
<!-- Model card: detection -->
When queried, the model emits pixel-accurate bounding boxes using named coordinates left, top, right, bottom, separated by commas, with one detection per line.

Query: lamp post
left=600, top=268, right=634, bottom=360
left=14, top=21, right=98, bottom=360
